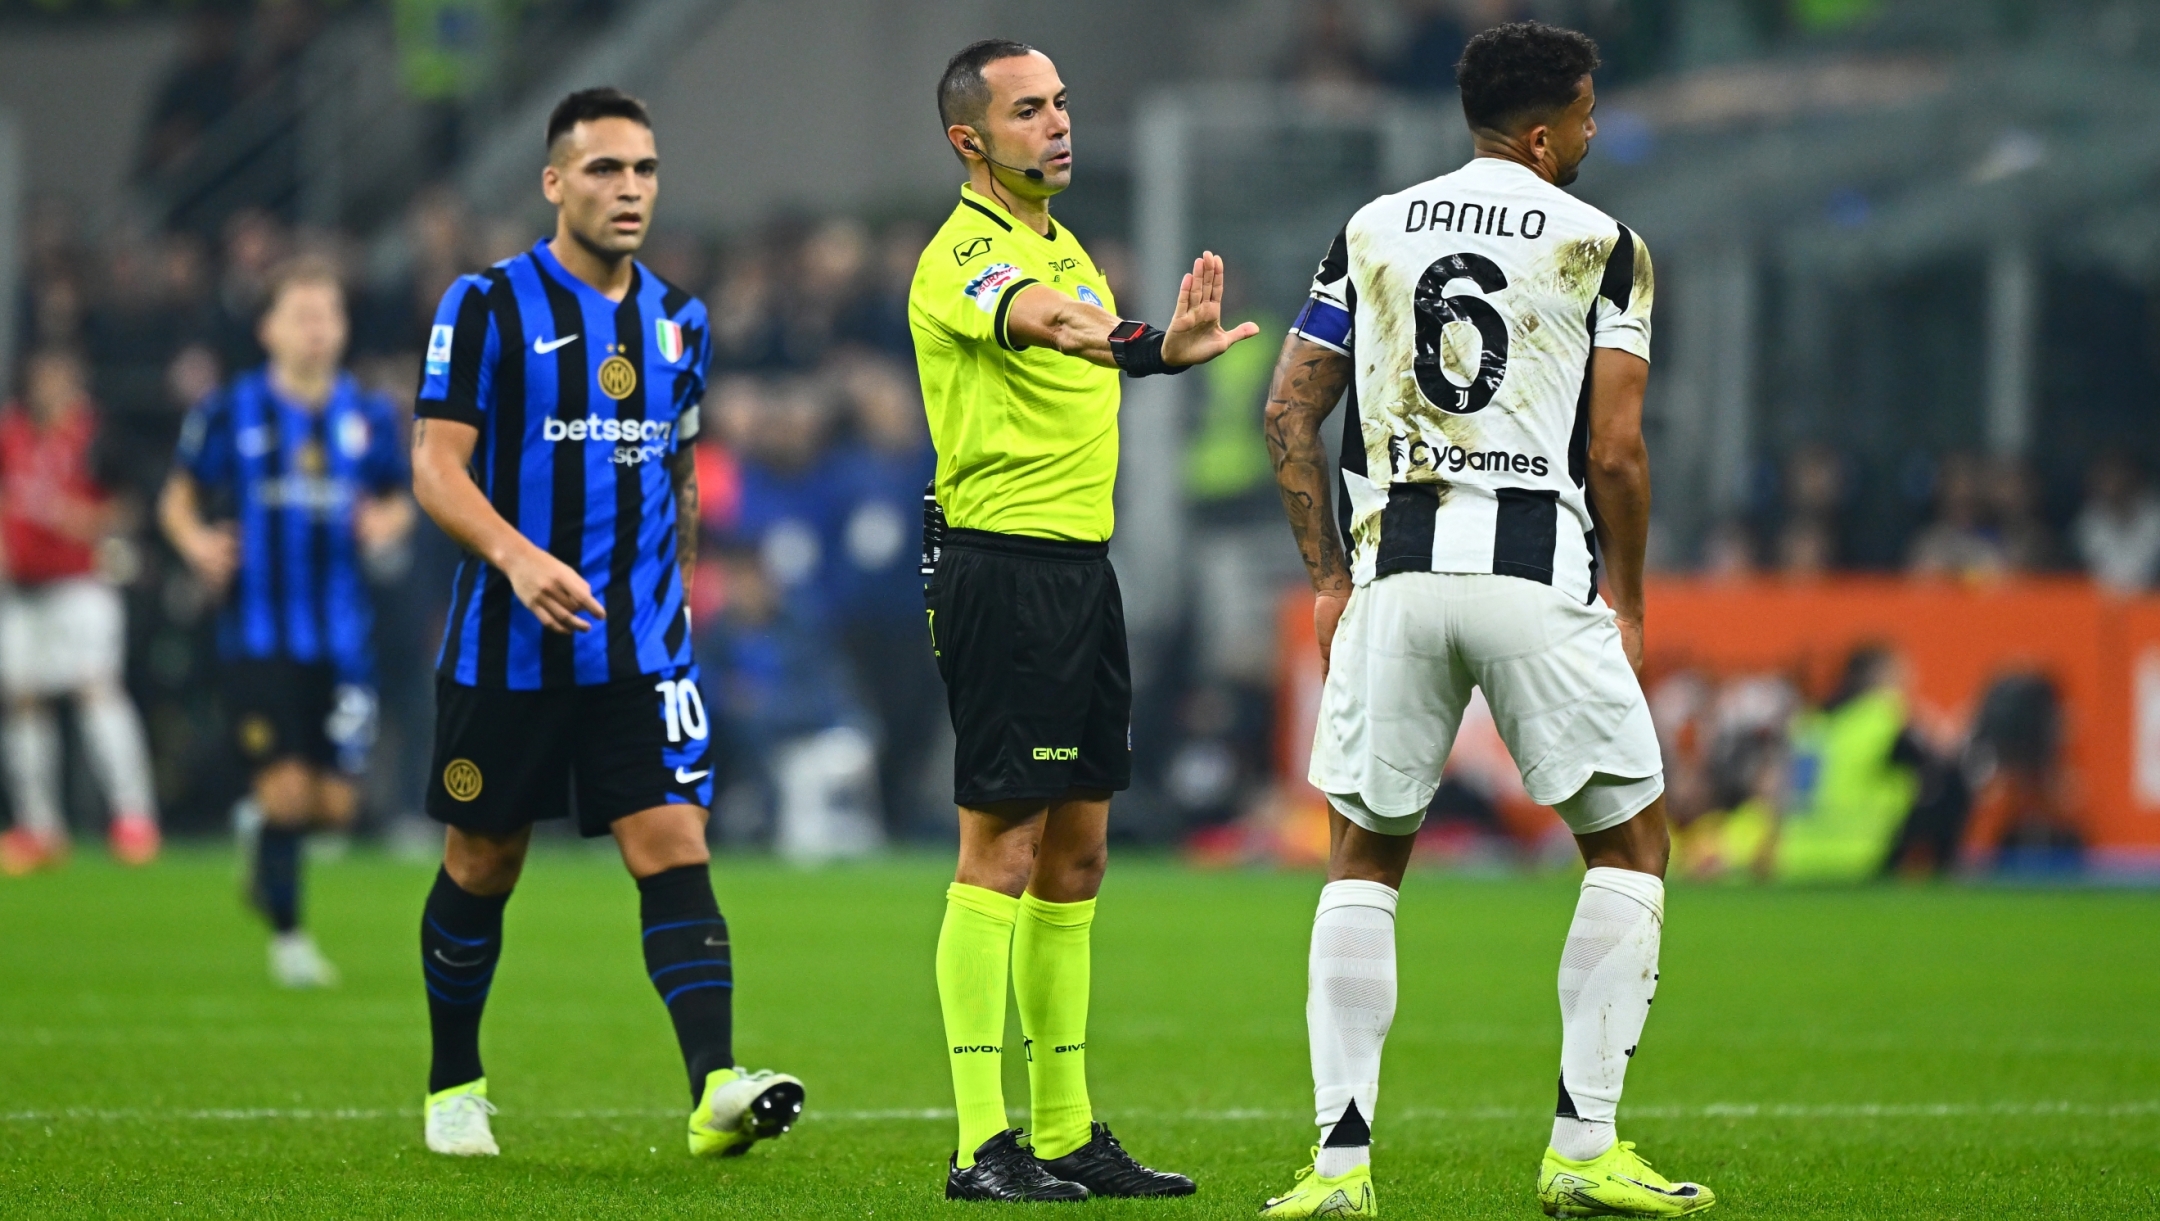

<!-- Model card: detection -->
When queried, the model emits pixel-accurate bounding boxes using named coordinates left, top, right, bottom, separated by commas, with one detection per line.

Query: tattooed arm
left=668, top=443, right=699, bottom=577
left=1263, top=333, right=1356, bottom=675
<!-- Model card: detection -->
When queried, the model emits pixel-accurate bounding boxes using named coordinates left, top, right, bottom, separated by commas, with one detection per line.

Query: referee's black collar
left=959, top=187, right=1056, bottom=241
left=959, top=194, right=1012, bottom=232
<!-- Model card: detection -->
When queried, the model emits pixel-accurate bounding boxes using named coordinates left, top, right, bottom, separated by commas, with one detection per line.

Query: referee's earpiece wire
left=964, top=129, right=1042, bottom=216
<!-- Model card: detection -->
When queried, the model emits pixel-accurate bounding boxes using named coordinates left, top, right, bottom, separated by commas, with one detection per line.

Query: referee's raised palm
left=1162, top=252, right=1262, bottom=368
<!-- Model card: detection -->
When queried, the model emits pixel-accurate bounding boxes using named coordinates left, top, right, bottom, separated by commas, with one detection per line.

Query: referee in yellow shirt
left=912, top=39, right=1260, bottom=1203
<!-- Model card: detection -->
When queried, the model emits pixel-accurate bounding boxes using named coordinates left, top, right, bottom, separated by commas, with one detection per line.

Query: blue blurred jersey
left=830, top=440, right=936, bottom=630
left=416, top=240, right=712, bottom=689
left=176, top=369, right=408, bottom=684
left=734, top=451, right=851, bottom=628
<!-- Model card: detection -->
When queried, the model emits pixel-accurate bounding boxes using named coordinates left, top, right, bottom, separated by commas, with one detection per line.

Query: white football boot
left=425, top=1080, right=500, bottom=1156
left=269, top=931, right=340, bottom=988
left=688, top=1067, right=806, bottom=1156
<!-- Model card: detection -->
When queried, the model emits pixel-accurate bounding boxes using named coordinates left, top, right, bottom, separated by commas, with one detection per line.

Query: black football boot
left=1036, top=1122, right=1196, bottom=1198
left=946, top=1129, right=1091, bottom=1202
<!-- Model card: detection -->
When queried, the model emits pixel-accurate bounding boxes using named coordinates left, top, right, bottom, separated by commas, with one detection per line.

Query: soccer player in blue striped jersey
left=406, top=87, right=803, bottom=1162
left=160, top=257, right=415, bottom=989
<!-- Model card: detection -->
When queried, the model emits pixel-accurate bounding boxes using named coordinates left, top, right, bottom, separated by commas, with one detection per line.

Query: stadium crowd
left=9, top=194, right=959, bottom=854
left=6, top=0, right=2159, bottom=868
left=15, top=189, right=2153, bottom=871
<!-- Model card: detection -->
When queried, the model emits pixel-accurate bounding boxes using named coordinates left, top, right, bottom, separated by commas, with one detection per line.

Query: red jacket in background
left=0, top=401, right=105, bottom=585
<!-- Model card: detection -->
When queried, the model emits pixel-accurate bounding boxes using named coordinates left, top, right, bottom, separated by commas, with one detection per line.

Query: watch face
left=1109, top=319, right=1146, bottom=343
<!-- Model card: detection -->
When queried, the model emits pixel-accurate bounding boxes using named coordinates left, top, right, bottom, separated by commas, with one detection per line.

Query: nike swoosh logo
left=675, top=767, right=709, bottom=784
left=1617, top=1176, right=1696, bottom=1197
left=432, top=948, right=487, bottom=968
left=533, top=334, right=579, bottom=354
left=703, top=935, right=728, bottom=947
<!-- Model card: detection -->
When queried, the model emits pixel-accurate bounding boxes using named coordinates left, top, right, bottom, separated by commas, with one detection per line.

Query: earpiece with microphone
left=965, top=138, right=1045, bottom=181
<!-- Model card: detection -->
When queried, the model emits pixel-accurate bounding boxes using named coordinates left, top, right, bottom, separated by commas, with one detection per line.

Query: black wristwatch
left=1107, top=320, right=1150, bottom=372
left=1106, top=320, right=1189, bottom=378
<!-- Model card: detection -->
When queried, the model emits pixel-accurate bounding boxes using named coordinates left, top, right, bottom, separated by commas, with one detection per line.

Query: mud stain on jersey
left=1550, top=235, right=1613, bottom=304
left=1631, top=241, right=1656, bottom=319
left=1501, top=274, right=1585, bottom=418
left=1350, top=509, right=1382, bottom=558
left=1349, top=233, right=1423, bottom=478
left=1497, top=311, right=1546, bottom=417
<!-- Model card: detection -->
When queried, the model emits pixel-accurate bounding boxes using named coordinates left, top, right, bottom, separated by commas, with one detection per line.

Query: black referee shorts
left=925, top=528, right=1132, bottom=808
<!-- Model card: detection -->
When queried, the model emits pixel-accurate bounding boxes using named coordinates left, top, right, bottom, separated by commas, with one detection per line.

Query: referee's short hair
left=1455, top=21, right=1600, bottom=135
left=547, top=87, right=652, bottom=153
left=937, top=38, right=1037, bottom=137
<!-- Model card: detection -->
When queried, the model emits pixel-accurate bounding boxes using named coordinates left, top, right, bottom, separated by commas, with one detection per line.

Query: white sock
left=1551, top=866, right=1664, bottom=1162
left=78, top=685, right=157, bottom=824
left=1308, top=879, right=1397, bottom=1178
left=3, top=704, right=63, bottom=836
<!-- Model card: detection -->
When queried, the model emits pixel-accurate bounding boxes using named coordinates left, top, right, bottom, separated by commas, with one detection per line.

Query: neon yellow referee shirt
left=909, top=185, right=1121, bottom=543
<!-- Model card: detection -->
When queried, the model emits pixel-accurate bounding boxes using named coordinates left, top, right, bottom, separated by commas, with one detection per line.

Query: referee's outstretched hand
left=506, top=546, right=607, bottom=634
left=1162, top=252, right=1262, bottom=369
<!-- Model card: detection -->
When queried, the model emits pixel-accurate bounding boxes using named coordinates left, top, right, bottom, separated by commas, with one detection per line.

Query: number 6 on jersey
left=1413, top=252, right=1510, bottom=414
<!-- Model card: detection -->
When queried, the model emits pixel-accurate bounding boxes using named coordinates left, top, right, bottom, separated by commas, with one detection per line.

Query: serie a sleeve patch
left=964, top=263, right=1023, bottom=313
left=425, top=324, right=454, bottom=375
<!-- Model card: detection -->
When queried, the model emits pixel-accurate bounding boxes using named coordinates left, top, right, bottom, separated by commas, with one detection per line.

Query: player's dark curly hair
left=546, top=86, right=651, bottom=151
left=937, top=38, right=1038, bottom=138
left=1455, top=21, right=1600, bottom=134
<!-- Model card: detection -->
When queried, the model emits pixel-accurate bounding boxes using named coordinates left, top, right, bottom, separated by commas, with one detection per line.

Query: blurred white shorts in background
left=0, top=577, right=125, bottom=698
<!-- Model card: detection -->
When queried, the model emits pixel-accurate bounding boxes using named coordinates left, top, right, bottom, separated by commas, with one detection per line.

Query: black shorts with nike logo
left=426, top=664, right=716, bottom=837
left=925, top=528, right=1132, bottom=808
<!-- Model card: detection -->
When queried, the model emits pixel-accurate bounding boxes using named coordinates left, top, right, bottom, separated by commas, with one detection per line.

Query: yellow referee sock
left=938, top=882, right=1019, bottom=1166
left=1013, top=891, right=1096, bottom=1160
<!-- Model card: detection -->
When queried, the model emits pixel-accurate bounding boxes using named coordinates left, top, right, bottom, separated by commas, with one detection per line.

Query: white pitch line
left=1635, top=1100, right=2160, bottom=1120
left=1200, top=1101, right=2160, bottom=1122
left=4, top=1101, right=2156, bottom=1124
left=0, top=1107, right=956, bottom=1123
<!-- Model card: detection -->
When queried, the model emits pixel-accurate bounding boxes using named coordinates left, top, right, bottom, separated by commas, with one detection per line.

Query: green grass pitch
left=3, top=847, right=2156, bottom=1218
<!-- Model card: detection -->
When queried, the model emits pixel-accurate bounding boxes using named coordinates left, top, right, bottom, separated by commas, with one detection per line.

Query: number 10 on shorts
left=654, top=678, right=709, bottom=743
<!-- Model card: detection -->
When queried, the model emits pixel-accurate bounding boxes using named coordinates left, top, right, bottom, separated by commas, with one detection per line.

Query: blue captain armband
left=1290, top=297, right=1352, bottom=355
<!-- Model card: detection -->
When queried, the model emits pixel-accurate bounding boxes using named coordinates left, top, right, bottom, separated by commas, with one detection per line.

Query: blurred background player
left=914, top=39, right=1254, bottom=1203
left=159, top=258, right=414, bottom=987
left=407, top=88, right=802, bottom=1162
left=0, top=346, right=160, bottom=874
left=1259, top=22, right=1712, bottom=1218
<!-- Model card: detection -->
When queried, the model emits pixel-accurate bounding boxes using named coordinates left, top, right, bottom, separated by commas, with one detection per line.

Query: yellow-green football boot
left=1259, top=1147, right=1376, bottom=1217
left=1538, top=1141, right=1715, bottom=1217
left=424, top=1079, right=498, bottom=1157
left=687, top=1066, right=805, bottom=1157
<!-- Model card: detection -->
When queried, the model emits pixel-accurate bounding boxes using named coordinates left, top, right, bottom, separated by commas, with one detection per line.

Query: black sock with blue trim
left=422, top=866, right=510, bottom=1094
left=258, top=826, right=303, bottom=933
left=638, top=863, right=734, bottom=1103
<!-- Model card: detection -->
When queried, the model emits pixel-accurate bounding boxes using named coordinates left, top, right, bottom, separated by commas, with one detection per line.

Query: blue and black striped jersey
left=415, top=239, right=712, bottom=690
left=176, top=369, right=408, bottom=685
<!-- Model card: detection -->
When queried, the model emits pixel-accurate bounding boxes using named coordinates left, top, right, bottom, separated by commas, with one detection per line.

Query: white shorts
left=0, top=578, right=125, bottom=698
left=1308, top=572, right=1663, bottom=837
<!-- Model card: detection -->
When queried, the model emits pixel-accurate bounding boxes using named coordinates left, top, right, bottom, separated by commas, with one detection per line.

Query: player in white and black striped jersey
left=1256, top=21, right=1714, bottom=1219
left=1291, top=160, right=1650, bottom=605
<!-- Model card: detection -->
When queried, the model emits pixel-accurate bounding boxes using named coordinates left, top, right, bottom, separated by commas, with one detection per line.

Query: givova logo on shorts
left=1031, top=746, right=1079, bottom=761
